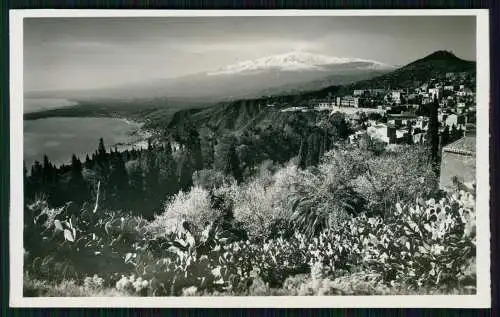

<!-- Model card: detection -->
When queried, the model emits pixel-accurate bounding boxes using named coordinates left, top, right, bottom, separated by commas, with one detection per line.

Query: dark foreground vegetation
left=24, top=108, right=476, bottom=296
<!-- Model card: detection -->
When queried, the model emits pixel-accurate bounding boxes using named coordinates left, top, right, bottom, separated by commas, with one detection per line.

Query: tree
left=228, top=141, right=243, bottom=183
left=42, top=155, right=54, bottom=184
left=107, top=154, right=129, bottom=209
left=406, top=121, right=413, bottom=145
left=297, top=137, right=308, bottom=170
left=214, top=134, right=243, bottom=182
left=441, top=125, right=450, bottom=147
left=178, top=149, right=194, bottom=192
left=24, top=161, right=33, bottom=201
left=199, top=127, right=216, bottom=169
left=427, top=96, right=440, bottom=173
left=97, top=138, right=106, bottom=160
left=156, top=142, right=179, bottom=197
left=84, top=154, right=92, bottom=169
left=125, top=160, right=145, bottom=214
left=68, top=154, right=87, bottom=204
left=306, top=132, right=320, bottom=167
left=187, top=129, right=204, bottom=171
left=94, top=138, right=110, bottom=183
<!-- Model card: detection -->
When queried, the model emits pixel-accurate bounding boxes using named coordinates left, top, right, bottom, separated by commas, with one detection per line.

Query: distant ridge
left=413, top=50, right=466, bottom=63
left=343, top=50, right=475, bottom=91
left=25, top=51, right=393, bottom=102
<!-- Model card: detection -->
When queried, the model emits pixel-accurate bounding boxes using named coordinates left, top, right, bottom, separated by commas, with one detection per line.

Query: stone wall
left=439, top=150, right=476, bottom=190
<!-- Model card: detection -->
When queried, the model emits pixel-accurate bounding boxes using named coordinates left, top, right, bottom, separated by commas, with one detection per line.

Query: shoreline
left=24, top=116, right=153, bottom=169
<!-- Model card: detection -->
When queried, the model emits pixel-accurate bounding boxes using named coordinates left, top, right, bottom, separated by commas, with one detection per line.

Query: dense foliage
left=24, top=139, right=476, bottom=296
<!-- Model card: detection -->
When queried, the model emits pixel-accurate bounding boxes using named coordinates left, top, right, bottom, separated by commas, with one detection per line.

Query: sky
left=23, top=15, right=476, bottom=92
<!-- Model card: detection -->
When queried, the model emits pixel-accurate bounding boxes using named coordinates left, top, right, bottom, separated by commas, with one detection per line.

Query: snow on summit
left=207, top=51, right=394, bottom=75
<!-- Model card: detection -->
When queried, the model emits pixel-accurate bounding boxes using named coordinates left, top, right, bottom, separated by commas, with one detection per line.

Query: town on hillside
left=275, top=71, right=477, bottom=190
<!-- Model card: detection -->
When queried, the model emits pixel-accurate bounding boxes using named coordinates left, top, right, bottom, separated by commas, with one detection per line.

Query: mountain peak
left=207, top=51, right=394, bottom=76
left=419, top=50, right=462, bottom=62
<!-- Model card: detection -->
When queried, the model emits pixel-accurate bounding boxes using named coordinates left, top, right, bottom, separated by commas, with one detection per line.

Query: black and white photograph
left=9, top=10, right=490, bottom=307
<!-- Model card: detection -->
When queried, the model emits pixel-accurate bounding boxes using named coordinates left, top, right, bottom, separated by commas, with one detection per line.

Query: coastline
left=24, top=115, right=153, bottom=168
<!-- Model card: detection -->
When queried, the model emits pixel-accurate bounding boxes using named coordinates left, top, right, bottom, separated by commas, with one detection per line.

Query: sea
left=23, top=98, right=148, bottom=168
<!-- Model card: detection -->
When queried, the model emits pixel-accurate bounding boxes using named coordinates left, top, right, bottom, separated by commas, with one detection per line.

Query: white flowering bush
left=115, top=274, right=150, bottom=296
left=230, top=163, right=299, bottom=240
left=147, top=186, right=220, bottom=239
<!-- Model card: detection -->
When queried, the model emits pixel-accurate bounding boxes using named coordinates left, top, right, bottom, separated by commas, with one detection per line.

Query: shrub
left=193, top=169, right=235, bottom=190
left=350, top=145, right=438, bottom=216
left=24, top=274, right=129, bottom=297
left=287, top=151, right=365, bottom=238
left=147, top=186, right=220, bottom=239
left=231, top=163, right=299, bottom=240
left=336, top=191, right=476, bottom=291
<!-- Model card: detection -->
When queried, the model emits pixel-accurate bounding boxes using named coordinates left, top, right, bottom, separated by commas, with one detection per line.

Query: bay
left=24, top=117, right=148, bottom=168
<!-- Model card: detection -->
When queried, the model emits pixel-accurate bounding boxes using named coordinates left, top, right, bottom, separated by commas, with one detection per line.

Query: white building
left=445, top=114, right=459, bottom=128
left=390, top=91, right=402, bottom=104
left=413, top=133, right=427, bottom=144
left=280, top=106, right=307, bottom=112
left=367, top=124, right=389, bottom=143
left=413, top=117, right=429, bottom=131
left=317, top=102, right=335, bottom=109
left=338, top=96, right=359, bottom=108
left=456, top=102, right=467, bottom=115
left=428, top=88, right=441, bottom=99
left=353, top=89, right=366, bottom=96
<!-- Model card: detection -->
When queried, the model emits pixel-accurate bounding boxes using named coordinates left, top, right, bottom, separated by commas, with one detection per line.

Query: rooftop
left=442, top=136, right=476, bottom=156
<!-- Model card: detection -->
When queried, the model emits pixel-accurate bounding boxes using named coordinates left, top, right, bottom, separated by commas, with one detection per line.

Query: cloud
left=162, top=38, right=319, bottom=55
left=50, top=40, right=120, bottom=51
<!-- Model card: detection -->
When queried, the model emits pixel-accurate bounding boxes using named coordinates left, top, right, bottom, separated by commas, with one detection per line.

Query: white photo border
left=9, top=9, right=491, bottom=308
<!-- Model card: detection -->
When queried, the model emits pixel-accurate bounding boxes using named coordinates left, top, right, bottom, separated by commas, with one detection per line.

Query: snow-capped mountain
left=208, top=51, right=394, bottom=75
left=29, top=51, right=394, bottom=102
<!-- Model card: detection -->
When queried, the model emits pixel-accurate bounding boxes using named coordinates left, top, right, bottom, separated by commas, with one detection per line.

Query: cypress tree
left=156, top=141, right=179, bottom=197
left=95, top=138, right=110, bottom=183
left=108, top=154, right=129, bottom=209
left=406, top=121, right=413, bottom=145
left=42, top=155, right=54, bottom=184
left=228, top=142, right=243, bottom=183
left=24, top=161, right=33, bottom=201
left=178, top=150, right=193, bottom=192
left=298, top=137, right=308, bottom=170
left=188, top=128, right=203, bottom=171
left=69, top=154, right=87, bottom=204
left=84, top=154, right=92, bottom=169
left=126, top=160, right=144, bottom=214
left=450, top=124, right=459, bottom=143
left=427, top=96, right=440, bottom=173
left=97, top=138, right=106, bottom=159
left=441, top=125, right=450, bottom=147
left=213, top=134, right=243, bottom=182
left=31, top=161, right=43, bottom=187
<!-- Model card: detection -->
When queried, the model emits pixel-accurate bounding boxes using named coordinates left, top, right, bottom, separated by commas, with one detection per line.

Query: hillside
left=160, top=50, right=476, bottom=140
left=339, top=50, right=475, bottom=91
